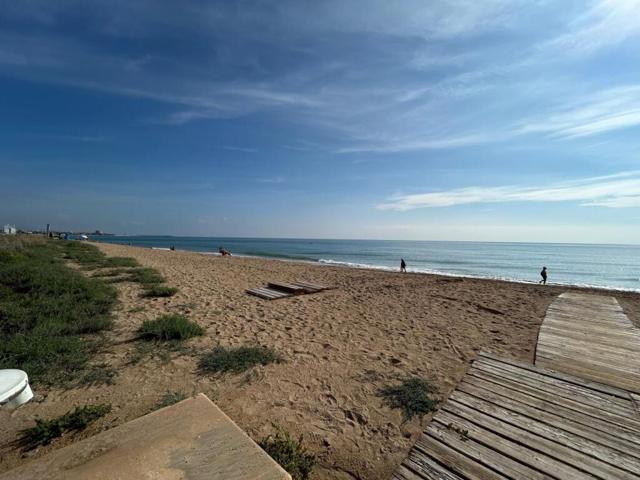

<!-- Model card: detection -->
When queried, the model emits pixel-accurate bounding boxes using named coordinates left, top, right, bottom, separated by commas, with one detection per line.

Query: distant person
left=540, top=266, right=548, bottom=285
left=400, top=258, right=407, bottom=273
left=170, top=245, right=175, bottom=251
left=218, top=246, right=231, bottom=256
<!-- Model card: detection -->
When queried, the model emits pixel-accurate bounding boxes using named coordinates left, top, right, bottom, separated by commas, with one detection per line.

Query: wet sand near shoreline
left=2, top=243, right=639, bottom=479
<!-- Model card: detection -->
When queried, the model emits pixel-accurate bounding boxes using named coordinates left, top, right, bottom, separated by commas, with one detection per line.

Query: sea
left=89, top=236, right=640, bottom=293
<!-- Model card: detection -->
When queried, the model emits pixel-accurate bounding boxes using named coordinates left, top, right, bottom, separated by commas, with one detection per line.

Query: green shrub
left=378, top=377, right=438, bottom=421
left=199, top=346, right=281, bottom=374
left=127, top=268, right=165, bottom=286
left=138, top=315, right=204, bottom=341
left=259, top=425, right=316, bottom=480
left=19, top=404, right=111, bottom=450
left=103, top=257, right=139, bottom=268
left=156, top=391, right=188, bottom=409
left=79, top=364, right=117, bottom=386
left=142, top=285, right=178, bottom=297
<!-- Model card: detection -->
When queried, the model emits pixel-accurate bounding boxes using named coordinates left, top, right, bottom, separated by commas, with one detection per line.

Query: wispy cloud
left=1, top=0, right=639, bottom=154
left=378, top=171, right=640, bottom=210
left=543, top=0, right=640, bottom=55
left=516, top=85, right=640, bottom=139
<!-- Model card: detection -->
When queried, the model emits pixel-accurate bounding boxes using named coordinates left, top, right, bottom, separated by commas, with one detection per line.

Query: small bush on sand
left=19, top=404, right=111, bottom=450
left=259, top=425, right=316, bottom=480
left=127, top=268, right=165, bottom=286
left=199, top=346, right=281, bottom=374
left=138, top=315, right=204, bottom=341
left=156, top=391, right=188, bottom=409
left=78, top=364, right=117, bottom=386
left=379, top=377, right=438, bottom=421
left=142, top=285, right=178, bottom=297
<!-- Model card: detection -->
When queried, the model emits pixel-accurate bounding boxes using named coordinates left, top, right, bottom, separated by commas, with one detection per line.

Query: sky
left=1, top=0, right=639, bottom=243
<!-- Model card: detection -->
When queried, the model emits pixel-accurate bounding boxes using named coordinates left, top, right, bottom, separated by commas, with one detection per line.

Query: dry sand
left=2, top=243, right=639, bottom=479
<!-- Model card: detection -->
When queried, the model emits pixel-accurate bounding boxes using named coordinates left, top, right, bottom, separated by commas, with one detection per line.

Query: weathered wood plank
left=467, top=368, right=640, bottom=431
left=457, top=379, right=640, bottom=457
left=0, top=394, right=291, bottom=480
left=440, top=402, right=636, bottom=480
left=393, top=350, right=640, bottom=480
left=267, top=282, right=306, bottom=293
left=477, top=352, right=632, bottom=399
left=449, top=390, right=640, bottom=475
left=425, top=421, right=550, bottom=479
left=535, top=292, right=640, bottom=394
left=471, top=361, right=638, bottom=419
left=474, top=357, right=634, bottom=408
left=414, top=434, right=509, bottom=480
left=404, top=452, right=467, bottom=480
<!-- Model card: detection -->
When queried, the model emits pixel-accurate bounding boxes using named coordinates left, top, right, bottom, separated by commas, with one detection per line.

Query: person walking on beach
left=400, top=258, right=407, bottom=273
left=540, top=266, right=548, bottom=285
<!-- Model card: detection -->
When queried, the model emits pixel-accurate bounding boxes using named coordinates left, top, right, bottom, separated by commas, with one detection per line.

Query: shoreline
left=99, top=240, right=640, bottom=294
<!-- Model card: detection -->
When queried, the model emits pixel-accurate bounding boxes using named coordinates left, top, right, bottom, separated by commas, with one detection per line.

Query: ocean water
left=89, top=236, right=640, bottom=292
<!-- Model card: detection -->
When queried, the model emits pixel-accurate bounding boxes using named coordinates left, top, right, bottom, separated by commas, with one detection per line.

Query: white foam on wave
left=317, top=258, right=640, bottom=293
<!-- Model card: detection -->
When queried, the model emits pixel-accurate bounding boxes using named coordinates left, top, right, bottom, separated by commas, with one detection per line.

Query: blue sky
left=1, top=0, right=639, bottom=243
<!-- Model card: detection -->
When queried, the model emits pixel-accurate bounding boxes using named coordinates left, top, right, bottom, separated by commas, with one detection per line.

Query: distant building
left=3, top=224, right=17, bottom=235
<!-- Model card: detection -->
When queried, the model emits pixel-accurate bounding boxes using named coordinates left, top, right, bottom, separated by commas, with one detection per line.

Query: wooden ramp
left=247, top=280, right=332, bottom=300
left=393, top=353, right=640, bottom=480
left=536, top=292, right=640, bottom=394
left=1, top=394, right=290, bottom=480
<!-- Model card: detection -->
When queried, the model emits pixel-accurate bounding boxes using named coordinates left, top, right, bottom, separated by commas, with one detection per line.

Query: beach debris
left=247, top=280, right=332, bottom=300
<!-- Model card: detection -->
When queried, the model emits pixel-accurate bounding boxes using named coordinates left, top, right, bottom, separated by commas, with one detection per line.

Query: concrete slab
left=1, top=394, right=291, bottom=480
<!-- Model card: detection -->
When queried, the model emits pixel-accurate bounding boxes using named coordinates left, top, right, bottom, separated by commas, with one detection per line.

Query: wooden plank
left=535, top=292, right=640, bottom=393
left=414, top=433, right=509, bottom=480
left=440, top=402, right=637, bottom=480
left=478, top=352, right=632, bottom=399
left=471, top=361, right=638, bottom=419
left=535, top=345, right=640, bottom=377
left=449, top=390, right=640, bottom=475
left=0, top=394, right=291, bottom=480
left=424, top=421, right=550, bottom=479
left=430, top=411, right=592, bottom=480
left=535, top=354, right=640, bottom=394
left=393, top=464, right=427, bottom=480
left=475, top=357, right=634, bottom=408
left=267, top=282, right=306, bottom=293
left=457, top=379, right=640, bottom=458
left=292, top=280, right=331, bottom=292
left=538, top=325, right=640, bottom=349
left=467, top=368, right=640, bottom=432
left=404, top=452, right=467, bottom=480
left=246, top=287, right=292, bottom=300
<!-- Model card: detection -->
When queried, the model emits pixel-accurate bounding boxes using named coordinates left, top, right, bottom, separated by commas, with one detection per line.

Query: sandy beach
left=2, top=242, right=639, bottom=479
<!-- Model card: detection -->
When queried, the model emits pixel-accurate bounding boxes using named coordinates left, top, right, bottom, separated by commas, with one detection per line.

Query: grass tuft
left=18, top=404, right=111, bottom=450
left=141, top=285, right=178, bottom=297
left=378, top=377, right=438, bottom=421
left=78, top=364, right=117, bottom=386
left=156, top=391, right=188, bottom=409
left=138, top=314, right=204, bottom=341
left=259, top=425, right=316, bottom=480
left=199, top=345, right=281, bottom=374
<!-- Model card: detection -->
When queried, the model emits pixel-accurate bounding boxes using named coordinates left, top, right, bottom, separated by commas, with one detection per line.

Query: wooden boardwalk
left=536, top=292, right=640, bottom=394
left=393, top=353, right=640, bottom=480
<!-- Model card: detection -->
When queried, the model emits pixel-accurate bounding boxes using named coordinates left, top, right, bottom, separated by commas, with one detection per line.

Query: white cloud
left=543, top=0, right=640, bottom=55
left=378, top=171, right=640, bottom=210
left=516, top=85, right=640, bottom=139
